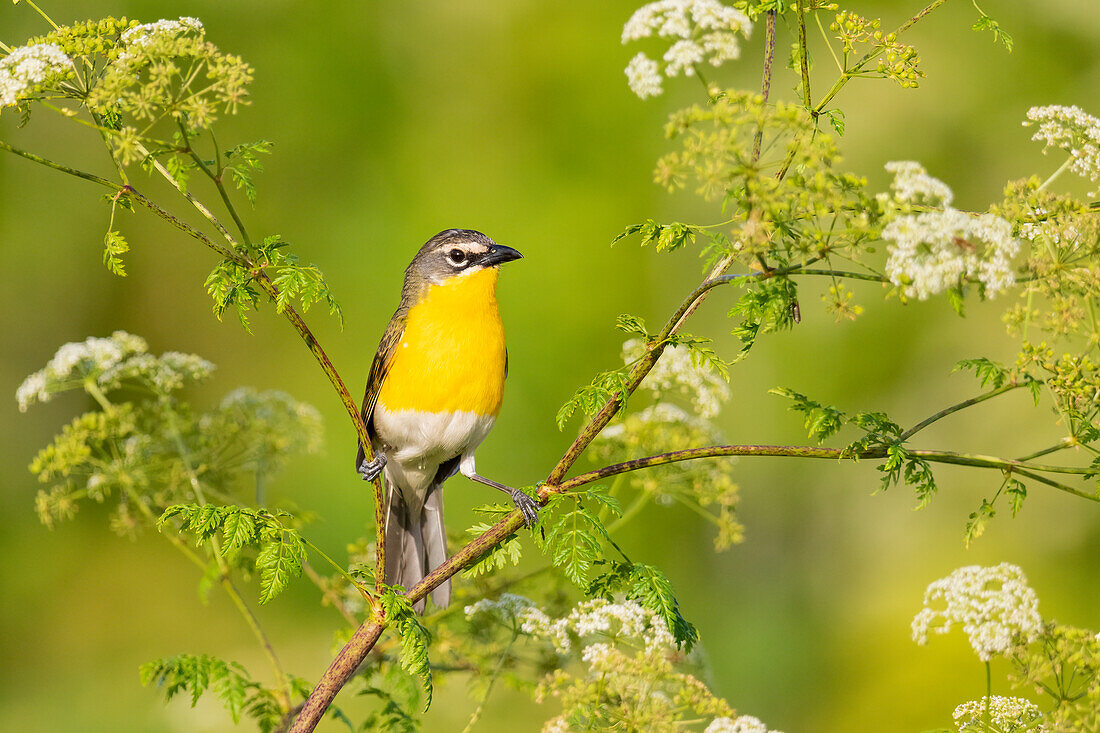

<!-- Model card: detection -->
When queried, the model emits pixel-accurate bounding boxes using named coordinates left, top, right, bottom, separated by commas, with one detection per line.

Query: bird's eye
left=446, top=248, right=468, bottom=267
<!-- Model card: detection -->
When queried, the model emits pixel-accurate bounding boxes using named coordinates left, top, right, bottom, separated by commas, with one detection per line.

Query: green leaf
left=615, top=313, right=649, bottom=338
left=823, top=108, right=845, bottom=136
left=770, top=387, right=846, bottom=442
left=102, top=230, right=129, bottom=276
left=1006, top=478, right=1027, bottom=517
left=556, top=368, right=632, bottom=430
left=220, top=506, right=256, bottom=561
left=729, top=277, right=799, bottom=356
left=587, top=560, right=698, bottom=650
left=256, top=532, right=305, bottom=605
left=964, top=498, right=996, bottom=547
left=543, top=501, right=605, bottom=586
left=380, top=589, right=433, bottom=710
left=462, top=523, right=522, bottom=578
left=585, top=485, right=623, bottom=517
left=954, top=357, right=1010, bottom=388
left=971, top=8, right=1014, bottom=51
left=140, top=654, right=257, bottom=723
left=613, top=219, right=698, bottom=252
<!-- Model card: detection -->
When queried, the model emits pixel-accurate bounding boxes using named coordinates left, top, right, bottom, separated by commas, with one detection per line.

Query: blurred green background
left=2, top=1, right=1098, bottom=730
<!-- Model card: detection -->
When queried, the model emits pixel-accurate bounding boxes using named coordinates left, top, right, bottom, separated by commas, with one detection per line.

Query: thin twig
left=900, top=383, right=1024, bottom=440
left=752, top=10, right=777, bottom=161
left=796, top=0, right=812, bottom=111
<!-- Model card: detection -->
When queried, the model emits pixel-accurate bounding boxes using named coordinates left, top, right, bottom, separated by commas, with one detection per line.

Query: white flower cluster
left=952, top=696, right=1045, bottom=732
left=705, top=715, right=785, bottom=733
left=16, top=332, right=216, bottom=411
left=118, top=17, right=204, bottom=63
left=1025, top=104, right=1100, bottom=187
left=883, top=160, right=953, bottom=205
left=0, top=43, right=72, bottom=109
left=911, top=563, right=1042, bottom=662
left=16, top=332, right=148, bottom=410
left=464, top=593, right=537, bottom=624
left=623, top=339, right=729, bottom=418
left=880, top=162, right=1019, bottom=300
left=120, top=16, right=204, bottom=46
left=519, top=598, right=675, bottom=657
left=621, top=0, right=752, bottom=99
left=99, top=351, right=215, bottom=393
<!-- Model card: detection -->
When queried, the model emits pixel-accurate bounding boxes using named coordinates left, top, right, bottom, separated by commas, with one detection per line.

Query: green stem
left=160, top=399, right=293, bottom=710
left=990, top=655, right=998, bottom=717
left=793, top=267, right=888, bottom=282
left=606, top=490, right=651, bottom=535
left=900, top=383, right=1024, bottom=440
left=1038, top=156, right=1074, bottom=192
left=796, top=0, right=813, bottom=110
left=815, top=12, right=844, bottom=72
left=179, top=122, right=254, bottom=247
left=461, top=629, right=519, bottom=733
left=0, top=139, right=120, bottom=189
left=753, top=10, right=777, bottom=163
left=552, top=444, right=1099, bottom=501
left=83, top=380, right=114, bottom=413
left=302, top=562, right=360, bottom=627
left=302, top=538, right=371, bottom=597
left=22, top=0, right=60, bottom=30
left=814, top=0, right=950, bottom=114
left=1016, top=438, right=1075, bottom=462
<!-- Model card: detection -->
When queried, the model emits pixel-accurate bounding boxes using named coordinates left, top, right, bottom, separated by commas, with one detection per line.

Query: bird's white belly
left=373, top=404, right=495, bottom=495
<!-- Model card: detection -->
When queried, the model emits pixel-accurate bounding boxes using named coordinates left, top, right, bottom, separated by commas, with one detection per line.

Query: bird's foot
left=509, top=488, right=540, bottom=528
left=358, top=453, right=387, bottom=481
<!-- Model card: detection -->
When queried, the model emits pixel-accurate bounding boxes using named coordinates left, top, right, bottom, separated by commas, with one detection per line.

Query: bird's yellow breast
left=377, top=268, right=507, bottom=416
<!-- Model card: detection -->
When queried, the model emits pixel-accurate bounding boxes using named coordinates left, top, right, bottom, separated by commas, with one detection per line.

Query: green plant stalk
left=302, top=562, right=360, bottom=627
left=552, top=444, right=1099, bottom=503
left=752, top=10, right=777, bottom=173
left=900, top=382, right=1025, bottom=440
left=796, top=0, right=812, bottom=110
left=1016, top=438, right=1075, bottom=462
left=461, top=628, right=519, bottom=733
left=794, top=267, right=888, bottom=282
left=1038, top=155, right=1074, bottom=192
left=159, top=399, right=293, bottom=711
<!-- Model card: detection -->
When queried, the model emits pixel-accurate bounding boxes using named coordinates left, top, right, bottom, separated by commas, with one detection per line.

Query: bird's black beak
left=480, top=245, right=523, bottom=267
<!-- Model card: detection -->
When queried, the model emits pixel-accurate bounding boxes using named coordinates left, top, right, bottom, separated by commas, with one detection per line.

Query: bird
left=356, top=228, right=536, bottom=613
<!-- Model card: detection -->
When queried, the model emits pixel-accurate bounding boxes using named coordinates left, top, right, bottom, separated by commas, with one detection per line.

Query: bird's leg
left=358, top=453, right=387, bottom=482
left=460, top=460, right=539, bottom=527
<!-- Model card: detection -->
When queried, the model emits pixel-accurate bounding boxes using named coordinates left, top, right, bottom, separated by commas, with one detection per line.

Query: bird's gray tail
left=384, top=480, right=449, bottom=614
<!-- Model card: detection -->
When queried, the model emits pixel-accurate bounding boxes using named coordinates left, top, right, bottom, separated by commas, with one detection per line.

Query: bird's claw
left=510, top=489, right=540, bottom=528
left=358, top=453, right=387, bottom=482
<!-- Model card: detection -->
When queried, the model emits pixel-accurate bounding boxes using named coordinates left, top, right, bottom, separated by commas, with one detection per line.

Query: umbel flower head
left=621, top=0, right=752, bottom=99
left=879, top=162, right=1020, bottom=300
left=16, top=331, right=215, bottom=411
left=911, top=563, right=1042, bottom=662
left=0, top=42, right=73, bottom=110
left=952, top=696, right=1045, bottom=732
left=1025, top=104, right=1100, bottom=190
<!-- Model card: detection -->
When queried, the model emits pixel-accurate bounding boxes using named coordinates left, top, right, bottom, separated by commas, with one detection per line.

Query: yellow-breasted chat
left=356, top=229, right=534, bottom=613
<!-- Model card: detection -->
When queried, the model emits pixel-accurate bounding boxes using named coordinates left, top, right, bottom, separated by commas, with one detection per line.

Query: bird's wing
left=358, top=306, right=407, bottom=453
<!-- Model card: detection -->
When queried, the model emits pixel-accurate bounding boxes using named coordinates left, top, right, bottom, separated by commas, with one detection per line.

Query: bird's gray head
left=406, top=229, right=523, bottom=287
